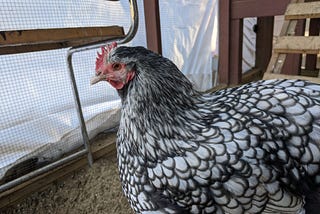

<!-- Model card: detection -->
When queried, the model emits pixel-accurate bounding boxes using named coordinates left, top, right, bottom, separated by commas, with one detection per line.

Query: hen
left=91, top=42, right=320, bottom=214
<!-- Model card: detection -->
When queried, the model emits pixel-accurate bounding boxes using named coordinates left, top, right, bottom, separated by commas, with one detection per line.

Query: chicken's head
left=91, top=42, right=135, bottom=89
left=91, top=43, right=194, bottom=100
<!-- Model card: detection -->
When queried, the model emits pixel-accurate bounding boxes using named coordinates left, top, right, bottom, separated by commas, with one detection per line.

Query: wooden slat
left=273, top=36, right=320, bottom=54
left=0, top=26, right=124, bottom=55
left=263, top=72, right=320, bottom=83
left=231, top=0, right=291, bottom=19
left=265, top=17, right=300, bottom=74
left=305, top=18, right=320, bottom=70
left=0, top=133, right=117, bottom=209
left=218, top=0, right=231, bottom=84
left=143, top=0, right=162, bottom=54
left=265, top=0, right=305, bottom=75
left=255, top=17, right=274, bottom=73
left=264, top=0, right=320, bottom=81
left=285, top=2, right=320, bottom=20
left=229, top=19, right=243, bottom=84
left=281, top=19, right=306, bottom=75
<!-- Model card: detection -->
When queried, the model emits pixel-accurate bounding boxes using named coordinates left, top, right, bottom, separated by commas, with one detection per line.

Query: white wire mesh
left=0, top=0, right=147, bottom=186
left=1, top=0, right=126, bottom=30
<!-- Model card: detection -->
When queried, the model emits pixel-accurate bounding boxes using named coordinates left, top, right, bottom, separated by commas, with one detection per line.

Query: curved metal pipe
left=66, top=0, right=139, bottom=167
left=68, top=0, right=139, bottom=54
left=118, top=0, right=139, bottom=45
left=0, top=0, right=139, bottom=194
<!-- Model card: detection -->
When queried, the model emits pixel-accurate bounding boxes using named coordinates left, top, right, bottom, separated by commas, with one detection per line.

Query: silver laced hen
left=91, top=42, right=320, bottom=214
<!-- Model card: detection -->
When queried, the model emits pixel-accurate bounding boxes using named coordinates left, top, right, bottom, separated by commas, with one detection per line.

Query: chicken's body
left=92, top=44, right=320, bottom=213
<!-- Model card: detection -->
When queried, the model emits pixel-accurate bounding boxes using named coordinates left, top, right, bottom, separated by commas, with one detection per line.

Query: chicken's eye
left=112, top=63, right=121, bottom=71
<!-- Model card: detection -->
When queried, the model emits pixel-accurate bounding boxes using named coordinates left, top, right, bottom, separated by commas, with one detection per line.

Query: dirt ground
left=1, top=152, right=133, bottom=214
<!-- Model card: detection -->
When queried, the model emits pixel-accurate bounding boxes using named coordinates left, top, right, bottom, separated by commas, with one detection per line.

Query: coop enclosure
left=0, top=0, right=144, bottom=203
left=0, top=0, right=267, bottom=208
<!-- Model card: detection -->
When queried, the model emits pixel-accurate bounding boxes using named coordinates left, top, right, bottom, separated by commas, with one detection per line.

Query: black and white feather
left=107, top=46, right=320, bottom=214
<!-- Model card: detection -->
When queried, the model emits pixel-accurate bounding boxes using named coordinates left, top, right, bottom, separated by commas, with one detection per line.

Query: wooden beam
left=306, top=18, right=320, bottom=71
left=0, top=133, right=117, bottom=209
left=274, top=36, right=320, bottom=54
left=285, top=2, right=320, bottom=20
left=143, top=0, right=162, bottom=54
left=0, top=26, right=124, bottom=55
left=281, top=9, right=306, bottom=75
left=218, top=0, right=231, bottom=84
left=231, top=0, right=291, bottom=19
left=263, top=72, right=320, bottom=83
left=255, top=17, right=274, bottom=73
left=229, top=19, right=243, bottom=84
left=265, top=2, right=305, bottom=75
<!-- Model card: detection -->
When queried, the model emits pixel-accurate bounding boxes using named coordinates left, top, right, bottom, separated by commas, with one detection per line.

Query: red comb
left=95, top=42, right=118, bottom=71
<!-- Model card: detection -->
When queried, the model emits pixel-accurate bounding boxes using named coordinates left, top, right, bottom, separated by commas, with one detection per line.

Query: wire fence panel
left=0, top=0, right=132, bottom=191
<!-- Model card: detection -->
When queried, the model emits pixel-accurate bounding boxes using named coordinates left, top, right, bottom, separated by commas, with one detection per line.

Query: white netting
left=159, top=0, right=257, bottom=91
left=0, top=0, right=257, bottom=185
left=0, top=0, right=146, bottom=183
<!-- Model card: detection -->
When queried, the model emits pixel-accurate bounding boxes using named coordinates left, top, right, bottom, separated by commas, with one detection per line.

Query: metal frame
left=0, top=0, right=138, bottom=193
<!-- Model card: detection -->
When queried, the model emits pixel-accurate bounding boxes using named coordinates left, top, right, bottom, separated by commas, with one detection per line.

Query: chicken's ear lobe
left=126, top=62, right=137, bottom=73
left=125, top=62, right=136, bottom=84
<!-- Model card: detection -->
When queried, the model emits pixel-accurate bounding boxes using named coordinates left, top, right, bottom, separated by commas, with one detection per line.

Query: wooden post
left=218, top=0, right=292, bottom=85
left=305, top=18, right=320, bottom=71
left=306, top=0, right=320, bottom=72
left=143, top=0, right=162, bottom=54
left=255, top=17, right=274, bottom=73
left=229, top=19, right=244, bottom=84
left=282, top=19, right=306, bottom=75
left=218, top=0, right=231, bottom=84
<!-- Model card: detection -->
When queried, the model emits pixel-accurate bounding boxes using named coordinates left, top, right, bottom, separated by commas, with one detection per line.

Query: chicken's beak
left=90, top=73, right=107, bottom=85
